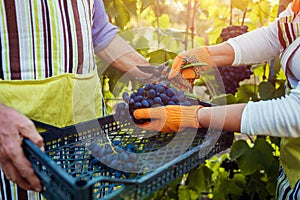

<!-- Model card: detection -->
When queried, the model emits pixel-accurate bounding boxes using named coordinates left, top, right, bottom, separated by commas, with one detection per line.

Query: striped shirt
left=0, top=0, right=118, bottom=80
left=0, top=0, right=117, bottom=199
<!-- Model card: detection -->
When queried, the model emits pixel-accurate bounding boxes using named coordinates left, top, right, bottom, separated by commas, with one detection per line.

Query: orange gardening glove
left=133, top=105, right=202, bottom=133
left=168, top=47, right=214, bottom=90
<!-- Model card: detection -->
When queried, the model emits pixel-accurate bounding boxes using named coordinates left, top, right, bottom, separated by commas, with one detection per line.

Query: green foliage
left=100, top=1, right=286, bottom=199
left=258, top=81, right=285, bottom=100
left=212, top=173, right=246, bottom=200
left=186, top=165, right=213, bottom=194
left=231, top=138, right=275, bottom=175
left=235, top=84, right=259, bottom=103
left=231, top=0, right=249, bottom=12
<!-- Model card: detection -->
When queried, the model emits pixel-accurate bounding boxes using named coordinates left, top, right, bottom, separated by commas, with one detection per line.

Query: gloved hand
left=133, top=105, right=202, bottom=133
left=168, top=47, right=214, bottom=90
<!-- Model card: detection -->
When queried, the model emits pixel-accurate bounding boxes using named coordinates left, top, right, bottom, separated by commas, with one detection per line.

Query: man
left=0, top=0, right=150, bottom=199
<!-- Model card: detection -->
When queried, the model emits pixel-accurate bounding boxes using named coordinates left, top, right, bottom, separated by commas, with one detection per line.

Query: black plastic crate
left=23, top=102, right=234, bottom=200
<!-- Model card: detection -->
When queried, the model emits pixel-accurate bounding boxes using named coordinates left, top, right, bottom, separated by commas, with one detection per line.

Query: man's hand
left=133, top=105, right=202, bottom=133
left=168, top=47, right=214, bottom=90
left=0, top=104, right=44, bottom=192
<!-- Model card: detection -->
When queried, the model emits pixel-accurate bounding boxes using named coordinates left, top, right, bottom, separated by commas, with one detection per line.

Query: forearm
left=206, top=23, right=280, bottom=67
left=241, top=86, right=300, bottom=137
left=227, top=23, right=281, bottom=65
left=197, top=103, right=246, bottom=132
left=109, top=51, right=150, bottom=78
left=95, top=35, right=150, bottom=78
left=207, top=42, right=235, bottom=67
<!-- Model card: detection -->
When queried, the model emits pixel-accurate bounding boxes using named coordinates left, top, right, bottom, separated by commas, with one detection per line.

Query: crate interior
left=38, top=115, right=231, bottom=199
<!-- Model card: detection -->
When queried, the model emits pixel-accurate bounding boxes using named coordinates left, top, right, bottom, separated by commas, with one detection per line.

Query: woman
left=133, top=0, right=300, bottom=199
left=0, top=0, right=150, bottom=199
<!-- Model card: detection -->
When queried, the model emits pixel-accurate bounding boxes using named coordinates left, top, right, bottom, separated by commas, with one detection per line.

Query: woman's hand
left=168, top=47, right=214, bottom=90
left=133, top=105, right=202, bottom=132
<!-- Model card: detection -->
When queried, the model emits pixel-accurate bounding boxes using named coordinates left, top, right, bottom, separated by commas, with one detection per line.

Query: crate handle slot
left=23, top=138, right=93, bottom=200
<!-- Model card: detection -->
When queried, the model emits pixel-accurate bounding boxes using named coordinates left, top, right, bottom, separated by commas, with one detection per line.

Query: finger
left=136, top=120, right=166, bottom=132
left=1, top=138, right=42, bottom=191
left=134, top=107, right=164, bottom=120
left=168, top=55, right=184, bottom=79
left=1, top=160, right=39, bottom=191
left=134, top=107, right=166, bottom=120
left=135, top=122, right=156, bottom=130
left=18, top=120, right=44, bottom=149
left=1, top=159, right=17, bottom=182
left=133, top=108, right=151, bottom=119
left=12, top=149, right=42, bottom=191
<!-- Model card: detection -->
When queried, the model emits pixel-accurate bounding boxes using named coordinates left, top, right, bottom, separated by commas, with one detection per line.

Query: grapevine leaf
left=158, top=14, right=171, bottom=29
left=186, top=165, right=213, bottom=194
left=178, top=186, right=191, bottom=200
left=230, top=140, right=250, bottom=160
left=235, top=84, right=258, bottom=103
left=165, top=177, right=183, bottom=198
left=161, top=35, right=180, bottom=51
left=256, top=0, right=272, bottom=22
left=237, top=138, right=274, bottom=175
left=231, top=0, right=248, bottom=11
left=237, top=150, right=261, bottom=175
left=135, top=36, right=150, bottom=51
left=144, top=189, right=164, bottom=200
left=122, top=0, right=137, bottom=17
left=147, top=49, right=177, bottom=64
left=102, top=0, right=118, bottom=18
left=253, top=138, right=275, bottom=167
left=211, top=94, right=236, bottom=105
left=189, top=190, right=200, bottom=200
left=141, top=0, right=154, bottom=11
left=267, top=158, right=280, bottom=178
left=114, top=0, right=130, bottom=29
left=244, top=171, right=268, bottom=199
left=212, top=172, right=244, bottom=200
left=266, top=175, right=278, bottom=196
left=258, top=82, right=275, bottom=100
left=119, top=31, right=135, bottom=43
left=178, top=187, right=199, bottom=200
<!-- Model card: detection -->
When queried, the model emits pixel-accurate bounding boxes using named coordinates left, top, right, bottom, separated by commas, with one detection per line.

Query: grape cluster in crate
left=114, top=82, right=193, bottom=124
left=89, top=140, right=140, bottom=177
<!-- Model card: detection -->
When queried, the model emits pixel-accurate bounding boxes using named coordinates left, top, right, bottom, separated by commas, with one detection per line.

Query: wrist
left=181, top=105, right=202, bottom=128
left=197, top=106, right=209, bottom=128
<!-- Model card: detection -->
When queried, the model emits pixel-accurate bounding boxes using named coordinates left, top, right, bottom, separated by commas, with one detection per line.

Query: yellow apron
left=0, top=70, right=102, bottom=128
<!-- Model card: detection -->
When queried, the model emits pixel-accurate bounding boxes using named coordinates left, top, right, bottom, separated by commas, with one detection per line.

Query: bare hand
left=0, top=104, right=44, bottom=192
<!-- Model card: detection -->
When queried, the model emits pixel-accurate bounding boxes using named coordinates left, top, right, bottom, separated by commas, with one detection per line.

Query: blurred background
left=98, top=1, right=291, bottom=199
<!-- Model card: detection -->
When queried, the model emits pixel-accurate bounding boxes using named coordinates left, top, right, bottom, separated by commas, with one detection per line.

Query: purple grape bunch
left=220, top=25, right=248, bottom=42
left=89, top=141, right=138, bottom=178
left=216, top=25, right=253, bottom=94
left=114, top=82, right=192, bottom=124
left=215, top=66, right=253, bottom=95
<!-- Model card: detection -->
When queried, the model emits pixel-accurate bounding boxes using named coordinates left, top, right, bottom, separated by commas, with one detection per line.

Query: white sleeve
left=227, top=21, right=282, bottom=66
left=241, top=82, right=300, bottom=137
